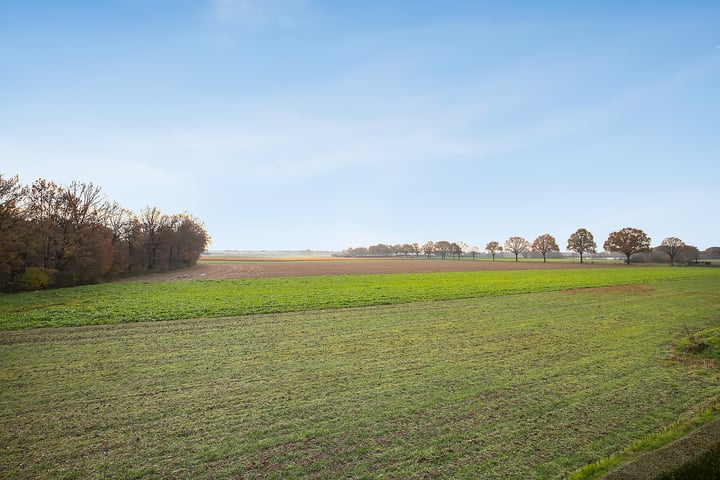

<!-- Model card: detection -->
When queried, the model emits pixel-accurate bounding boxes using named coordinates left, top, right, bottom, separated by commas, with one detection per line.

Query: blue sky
left=2, top=1, right=719, bottom=251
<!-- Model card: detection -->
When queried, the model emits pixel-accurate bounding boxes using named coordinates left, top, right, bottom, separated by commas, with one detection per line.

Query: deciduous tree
left=368, top=243, right=392, bottom=256
left=52, top=181, right=112, bottom=286
left=0, top=174, right=211, bottom=290
left=504, top=236, right=530, bottom=262
left=603, top=227, right=651, bottom=264
left=567, top=228, right=596, bottom=263
left=435, top=241, right=452, bottom=260
left=395, top=244, right=412, bottom=257
left=344, top=246, right=368, bottom=257
left=422, top=241, right=435, bottom=259
left=532, top=234, right=559, bottom=262
left=137, top=206, right=171, bottom=271
left=451, top=242, right=466, bottom=259
left=168, top=213, right=210, bottom=268
left=485, top=241, right=502, bottom=261
left=0, top=174, right=27, bottom=290
left=24, top=178, right=61, bottom=269
left=658, top=237, right=685, bottom=266
left=676, top=245, right=699, bottom=264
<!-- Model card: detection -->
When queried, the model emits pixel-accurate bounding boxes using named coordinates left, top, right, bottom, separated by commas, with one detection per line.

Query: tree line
left=0, top=174, right=210, bottom=291
left=342, top=228, right=711, bottom=266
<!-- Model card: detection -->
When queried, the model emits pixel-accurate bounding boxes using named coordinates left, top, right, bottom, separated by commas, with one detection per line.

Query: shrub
left=19, top=267, right=57, bottom=291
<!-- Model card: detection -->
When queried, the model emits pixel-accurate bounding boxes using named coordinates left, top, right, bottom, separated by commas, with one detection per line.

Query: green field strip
left=1, top=267, right=717, bottom=330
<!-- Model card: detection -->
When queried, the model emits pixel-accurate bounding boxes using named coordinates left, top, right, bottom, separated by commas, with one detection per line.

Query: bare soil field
left=141, top=257, right=624, bottom=281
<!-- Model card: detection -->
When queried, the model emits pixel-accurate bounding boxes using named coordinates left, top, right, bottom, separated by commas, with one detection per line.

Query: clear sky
left=2, top=1, right=719, bottom=251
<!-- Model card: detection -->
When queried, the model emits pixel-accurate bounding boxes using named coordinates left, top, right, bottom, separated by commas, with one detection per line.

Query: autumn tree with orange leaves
left=0, top=173, right=210, bottom=291
left=567, top=228, right=597, bottom=263
left=603, top=227, right=651, bottom=264
left=485, top=241, right=502, bottom=261
left=532, top=234, right=559, bottom=262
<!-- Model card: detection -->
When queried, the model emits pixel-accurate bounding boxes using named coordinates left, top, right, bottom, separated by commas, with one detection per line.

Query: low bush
left=18, top=267, right=57, bottom=291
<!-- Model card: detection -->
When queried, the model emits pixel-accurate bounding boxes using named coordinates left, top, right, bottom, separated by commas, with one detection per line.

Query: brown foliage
left=603, top=227, right=651, bottom=264
left=0, top=174, right=210, bottom=291
left=531, top=234, right=559, bottom=262
left=566, top=228, right=596, bottom=263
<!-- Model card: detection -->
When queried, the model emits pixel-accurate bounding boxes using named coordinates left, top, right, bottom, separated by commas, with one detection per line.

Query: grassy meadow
left=1, top=267, right=717, bottom=330
left=1, top=266, right=719, bottom=478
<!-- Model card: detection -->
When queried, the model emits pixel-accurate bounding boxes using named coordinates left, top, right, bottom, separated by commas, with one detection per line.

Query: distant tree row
left=343, top=241, right=469, bottom=260
left=342, top=228, right=711, bottom=266
left=0, top=174, right=210, bottom=291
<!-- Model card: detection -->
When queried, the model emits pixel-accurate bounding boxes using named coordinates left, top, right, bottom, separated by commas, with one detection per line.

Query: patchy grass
left=1, top=267, right=717, bottom=330
left=567, top=401, right=720, bottom=480
left=567, top=298, right=720, bottom=480
left=1, top=274, right=719, bottom=479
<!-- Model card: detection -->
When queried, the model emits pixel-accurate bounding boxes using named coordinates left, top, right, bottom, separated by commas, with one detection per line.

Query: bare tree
left=0, top=174, right=24, bottom=217
left=138, top=206, right=172, bottom=271
left=659, top=237, right=686, bottom=266
left=61, top=181, right=105, bottom=227
left=485, top=241, right=502, bottom=261
left=504, top=236, right=530, bottom=262
left=567, top=228, right=596, bottom=263
left=532, top=234, right=559, bottom=262
left=104, top=201, right=137, bottom=249
left=24, top=178, right=61, bottom=269
left=603, top=227, right=651, bottom=264
left=52, top=181, right=112, bottom=285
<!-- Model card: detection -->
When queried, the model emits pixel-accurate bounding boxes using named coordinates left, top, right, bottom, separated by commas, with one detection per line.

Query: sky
left=2, top=1, right=719, bottom=251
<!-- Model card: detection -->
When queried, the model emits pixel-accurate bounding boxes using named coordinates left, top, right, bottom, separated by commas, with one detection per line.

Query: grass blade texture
left=1, top=271, right=719, bottom=478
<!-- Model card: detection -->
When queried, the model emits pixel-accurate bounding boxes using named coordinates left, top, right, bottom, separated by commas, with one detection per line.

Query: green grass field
left=1, top=267, right=719, bottom=478
left=1, top=267, right=716, bottom=330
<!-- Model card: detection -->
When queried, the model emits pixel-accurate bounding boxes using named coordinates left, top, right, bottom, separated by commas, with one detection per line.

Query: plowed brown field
left=142, top=257, right=623, bottom=281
